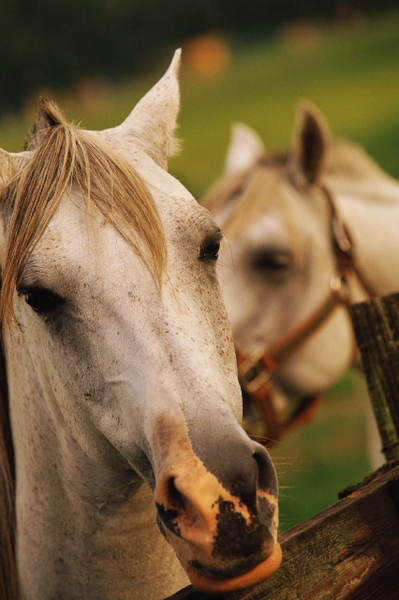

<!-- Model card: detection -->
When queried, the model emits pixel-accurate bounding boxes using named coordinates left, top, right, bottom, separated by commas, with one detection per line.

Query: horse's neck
left=8, top=343, right=187, bottom=600
left=329, top=173, right=399, bottom=296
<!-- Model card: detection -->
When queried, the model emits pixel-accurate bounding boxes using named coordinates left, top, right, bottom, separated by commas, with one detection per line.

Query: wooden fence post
left=349, top=292, right=399, bottom=461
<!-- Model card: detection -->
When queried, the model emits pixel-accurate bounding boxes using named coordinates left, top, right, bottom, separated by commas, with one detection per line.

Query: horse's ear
left=225, top=123, right=265, bottom=174
left=25, top=98, right=67, bottom=151
left=288, top=101, right=330, bottom=187
left=108, top=50, right=181, bottom=170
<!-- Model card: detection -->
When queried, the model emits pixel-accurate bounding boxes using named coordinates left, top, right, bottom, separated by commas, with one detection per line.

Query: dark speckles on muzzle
left=212, top=496, right=271, bottom=561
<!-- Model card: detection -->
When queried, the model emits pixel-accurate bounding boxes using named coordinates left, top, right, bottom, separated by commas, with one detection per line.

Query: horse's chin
left=178, top=542, right=282, bottom=594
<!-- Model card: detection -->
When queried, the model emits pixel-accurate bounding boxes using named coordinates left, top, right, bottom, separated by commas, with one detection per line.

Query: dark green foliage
left=1, top=0, right=398, bottom=114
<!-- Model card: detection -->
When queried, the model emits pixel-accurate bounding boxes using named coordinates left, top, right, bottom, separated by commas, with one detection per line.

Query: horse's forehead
left=220, top=179, right=329, bottom=272
left=48, top=192, right=101, bottom=234
left=35, top=196, right=112, bottom=273
left=215, top=164, right=295, bottom=229
left=39, top=186, right=214, bottom=287
left=246, top=212, right=292, bottom=248
left=250, top=171, right=323, bottom=228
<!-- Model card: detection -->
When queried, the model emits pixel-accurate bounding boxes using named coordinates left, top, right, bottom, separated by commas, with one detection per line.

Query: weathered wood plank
left=165, top=462, right=399, bottom=600
left=350, top=293, right=399, bottom=461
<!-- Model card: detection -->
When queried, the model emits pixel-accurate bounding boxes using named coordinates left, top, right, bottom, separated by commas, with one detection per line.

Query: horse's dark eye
left=200, top=239, right=220, bottom=262
left=251, top=249, right=293, bottom=273
left=22, top=286, right=65, bottom=315
left=229, top=184, right=245, bottom=201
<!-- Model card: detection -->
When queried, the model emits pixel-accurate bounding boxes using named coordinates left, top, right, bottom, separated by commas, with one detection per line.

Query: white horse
left=0, top=52, right=281, bottom=600
left=203, top=102, right=399, bottom=462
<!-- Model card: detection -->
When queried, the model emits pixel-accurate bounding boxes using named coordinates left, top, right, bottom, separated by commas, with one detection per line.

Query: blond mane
left=0, top=99, right=167, bottom=327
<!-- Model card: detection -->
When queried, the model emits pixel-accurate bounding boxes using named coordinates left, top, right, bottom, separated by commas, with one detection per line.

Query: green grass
left=0, top=10, right=396, bottom=531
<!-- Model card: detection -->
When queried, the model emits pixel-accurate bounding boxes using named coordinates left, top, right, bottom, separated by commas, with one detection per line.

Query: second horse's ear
left=288, top=101, right=331, bottom=188
left=224, top=123, right=265, bottom=174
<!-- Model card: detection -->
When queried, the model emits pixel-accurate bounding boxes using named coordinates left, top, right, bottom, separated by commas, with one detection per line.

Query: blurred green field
left=174, top=11, right=399, bottom=196
left=1, top=10, right=397, bottom=531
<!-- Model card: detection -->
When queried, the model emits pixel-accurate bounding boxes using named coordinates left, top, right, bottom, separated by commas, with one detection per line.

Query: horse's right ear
left=225, top=123, right=265, bottom=174
left=288, top=101, right=330, bottom=188
left=103, top=50, right=181, bottom=170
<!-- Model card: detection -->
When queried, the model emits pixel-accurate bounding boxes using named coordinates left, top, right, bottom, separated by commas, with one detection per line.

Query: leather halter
left=237, top=184, right=376, bottom=445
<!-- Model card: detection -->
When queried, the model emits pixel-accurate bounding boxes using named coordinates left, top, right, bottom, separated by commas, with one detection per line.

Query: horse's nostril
left=166, top=476, right=186, bottom=510
left=253, top=447, right=278, bottom=496
left=155, top=476, right=187, bottom=538
left=230, top=472, right=257, bottom=510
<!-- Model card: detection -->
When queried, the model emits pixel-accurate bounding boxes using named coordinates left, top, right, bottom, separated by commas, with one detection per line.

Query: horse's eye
left=251, top=249, right=293, bottom=273
left=21, top=286, right=65, bottom=315
left=200, top=239, right=220, bottom=262
left=229, top=185, right=245, bottom=202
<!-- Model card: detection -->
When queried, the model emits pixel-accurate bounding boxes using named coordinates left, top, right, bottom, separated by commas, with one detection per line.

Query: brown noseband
left=237, top=184, right=376, bottom=445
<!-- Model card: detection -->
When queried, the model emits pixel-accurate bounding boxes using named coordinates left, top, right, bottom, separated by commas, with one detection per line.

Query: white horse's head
left=0, top=52, right=281, bottom=598
left=203, top=104, right=359, bottom=438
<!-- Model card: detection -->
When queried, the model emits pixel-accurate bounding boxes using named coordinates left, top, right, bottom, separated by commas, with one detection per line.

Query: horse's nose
left=155, top=436, right=277, bottom=532
left=187, top=423, right=279, bottom=509
left=154, top=435, right=278, bottom=553
left=150, top=409, right=280, bottom=592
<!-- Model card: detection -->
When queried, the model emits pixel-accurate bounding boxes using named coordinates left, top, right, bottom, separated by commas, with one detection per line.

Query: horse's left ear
left=25, top=98, right=68, bottom=151
left=107, top=50, right=181, bottom=170
left=288, top=101, right=331, bottom=187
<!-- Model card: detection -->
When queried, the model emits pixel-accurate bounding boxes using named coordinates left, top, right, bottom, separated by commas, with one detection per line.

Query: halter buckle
left=238, top=351, right=277, bottom=394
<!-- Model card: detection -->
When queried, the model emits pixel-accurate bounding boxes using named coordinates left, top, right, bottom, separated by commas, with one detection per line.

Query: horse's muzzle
left=154, top=456, right=280, bottom=592
left=151, top=408, right=281, bottom=592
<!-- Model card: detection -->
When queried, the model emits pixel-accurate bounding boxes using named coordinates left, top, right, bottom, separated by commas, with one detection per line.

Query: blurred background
left=1, top=0, right=399, bottom=532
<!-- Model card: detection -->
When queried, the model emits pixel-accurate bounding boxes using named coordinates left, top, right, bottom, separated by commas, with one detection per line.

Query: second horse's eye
left=200, top=239, right=220, bottom=262
left=22, top=286, right=66, bottom=315
left=250, top=249, right=293, bottom=274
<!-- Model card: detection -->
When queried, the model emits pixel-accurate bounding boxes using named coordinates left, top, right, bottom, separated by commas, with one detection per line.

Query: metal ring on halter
left=330, top=274, right=352, bottom=304
left=241, top=368, right=273, bottom=395
left=330, top=274, right=343, bottom=291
